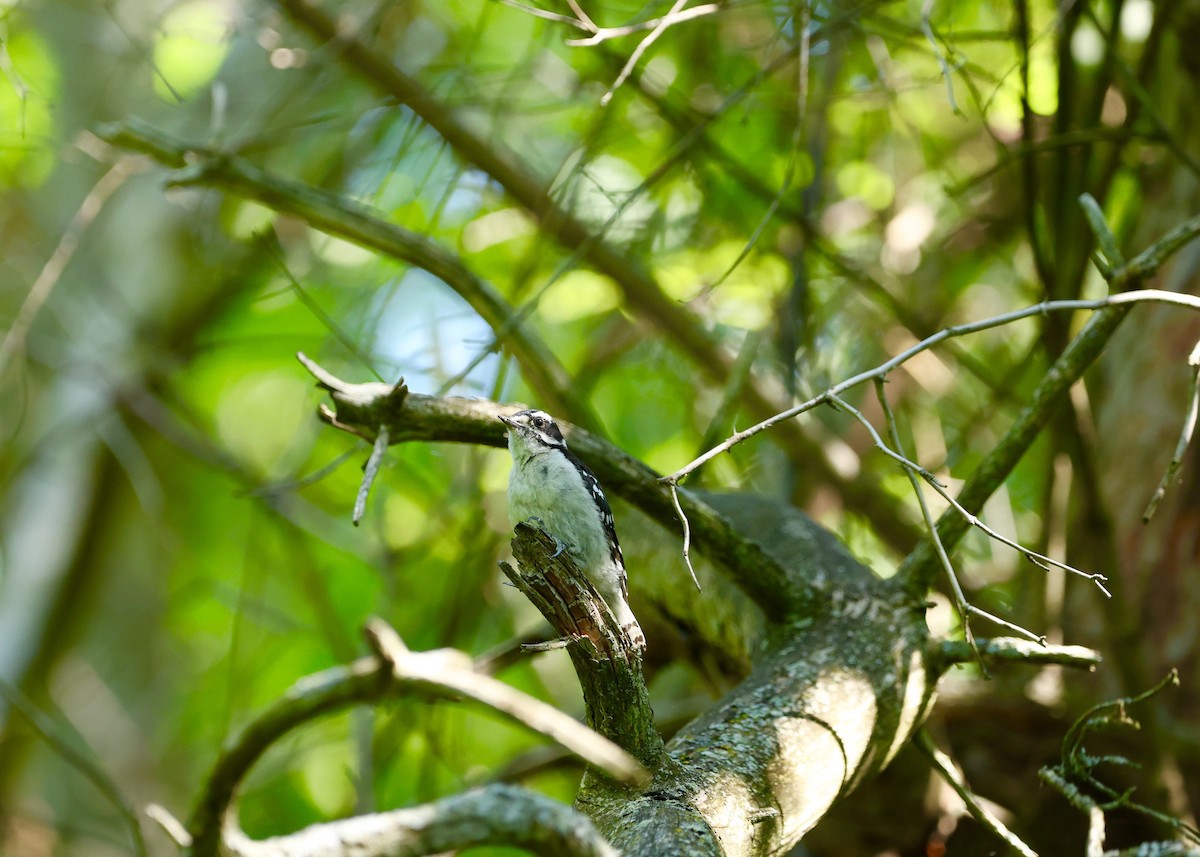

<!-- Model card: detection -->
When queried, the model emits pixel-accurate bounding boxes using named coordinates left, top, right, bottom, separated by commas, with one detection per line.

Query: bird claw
left=523, top=517, right=567, bottom=558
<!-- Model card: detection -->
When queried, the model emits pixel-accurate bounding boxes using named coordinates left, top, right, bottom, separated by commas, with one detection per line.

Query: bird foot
left=523, top=517, right=567, bottom=558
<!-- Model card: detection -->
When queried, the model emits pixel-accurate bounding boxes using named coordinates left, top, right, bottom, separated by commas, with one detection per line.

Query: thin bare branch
left=872, top=381, right=983, bottom=671
left=599, top=0, right=690, bottom=106
left=353, top=425, right=390, bottom=526
left=667, top=482, right=702, bottom=590
left=493, top=0, right=586, bottom=28
left=916, top=730, right=1039, bottom=857
left=145, top=804, right=191, bottom=849
left=967, top=604, right=1046, bottom=644
left=567, top=3, right=720, bottom=46
left=921, top=0, right=963, bottom=116
left=565, top=0, right=598, bottom=31
left=666, top=285, right=1200, bottom=485
left=0, top=153, right=145, bottom=378
left=1144, top=337, right=1200, bottom=522
left=837, top=390, right=1109, bottom=598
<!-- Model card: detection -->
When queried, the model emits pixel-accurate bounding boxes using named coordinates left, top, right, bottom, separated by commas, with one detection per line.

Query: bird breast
left=507, top=453, right=609, bottom=572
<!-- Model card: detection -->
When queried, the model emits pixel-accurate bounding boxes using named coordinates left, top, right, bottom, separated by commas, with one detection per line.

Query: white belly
left=507, top=452, right=610, bottom=574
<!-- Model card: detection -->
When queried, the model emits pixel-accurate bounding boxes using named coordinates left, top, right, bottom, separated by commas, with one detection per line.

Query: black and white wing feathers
left=563, top=448, right=627, bottom=597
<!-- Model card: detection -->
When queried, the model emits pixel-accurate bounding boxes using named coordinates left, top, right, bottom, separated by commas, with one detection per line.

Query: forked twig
left=838, top=390, right=1108, bottom=598
left=599, top=0, right=690, bottom=106
left=567, top=3, right=720, bottom=46
left=665, top=286, right=1200, bottom=487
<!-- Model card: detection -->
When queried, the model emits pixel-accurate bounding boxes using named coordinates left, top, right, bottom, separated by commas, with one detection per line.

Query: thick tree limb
left=501, top=524, right=665, bottom=770
left=584, top=580, right=936, bottom=856
left=294, top=358, right=946, bottom=853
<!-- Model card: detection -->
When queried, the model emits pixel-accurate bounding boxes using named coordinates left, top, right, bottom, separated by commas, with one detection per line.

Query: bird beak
left=498, top=414, right=515, bottom=427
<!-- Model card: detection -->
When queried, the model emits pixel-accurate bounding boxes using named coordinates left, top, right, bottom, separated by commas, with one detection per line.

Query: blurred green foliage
left=2, top=0, right=1198, bottom=853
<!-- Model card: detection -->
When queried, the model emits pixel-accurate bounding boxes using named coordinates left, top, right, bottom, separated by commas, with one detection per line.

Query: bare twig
left=838, top=389, right=1108, bottom=598
left=565, top=0, right=597, bottom=32
left=916, top=730, right=1038, bottom=857
left=493, top=0, right=584, bottom=28
left=1144, top=338, right=1200, bottom=522
left=145, top=803, right=191, bottom=849
left=921, top=0, right=963, bottom=116
left=353, top=425, right=390, bottom=525
left=599, top=0, right=690, bottom=106
left=0, top=154, right=145, bottom=378
left=667, top=482, right=702, bottom=590
left=966, top=604, right=1045, bottom=645
left=0, top=680, right=149, bottom=857
left=667, top=284, right=1200, bottom=486
left=567, top=3, right=720, bottom=46
left=872, top=380, right=984, bottom=671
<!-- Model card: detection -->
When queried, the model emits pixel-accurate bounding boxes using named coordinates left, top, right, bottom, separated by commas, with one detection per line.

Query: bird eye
left=533, top=416, right=546, bottom=428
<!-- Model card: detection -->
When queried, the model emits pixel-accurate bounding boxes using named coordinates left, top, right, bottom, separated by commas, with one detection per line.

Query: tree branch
left=501, top=524, right=665, bottom=770
left=222, top=783, right=618, bottom=857
left=296, top=352, right=822, bottom=624
left=269, top=0, right=924, bottom=553
left=91, top=119, right=599, bottom=431
left=934, top=637, right=1102, bottom=670
left=589, top=578, right=937, bottom=856
left=898, top=209, right=1200, bottom=591
left=668, top=287, right=1200, bottom=486
left=916, top=730, right=1038, bottom=857
left=184, top=621, right=644, bottom=857
left=1144, top=337, right=1200, bottom=522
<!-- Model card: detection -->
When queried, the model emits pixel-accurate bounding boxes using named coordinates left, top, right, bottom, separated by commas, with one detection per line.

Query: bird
left=499, top=409, right=644, bottom=649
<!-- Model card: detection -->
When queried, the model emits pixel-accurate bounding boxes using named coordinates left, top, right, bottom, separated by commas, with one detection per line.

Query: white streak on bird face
left=499, top=409, right=566, bottom=462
